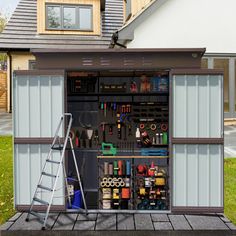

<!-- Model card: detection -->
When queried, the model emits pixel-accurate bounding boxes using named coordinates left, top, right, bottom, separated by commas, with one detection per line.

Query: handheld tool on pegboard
left=94, top=129, right=99, bottom=146
left=87, top=129, right=93, bottom=148
left=100, top=122, right=108, bottom=142
left=75, top=130, right=80, bottom=148
left=104, top=102, right=107, bottom=117
left=101, top=142, right=117, bottom=156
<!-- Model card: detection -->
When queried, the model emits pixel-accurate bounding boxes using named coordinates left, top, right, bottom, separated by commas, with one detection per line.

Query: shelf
left=97, top=156, right=169, bottom=159
left=68, top=92, right=169, bottom=97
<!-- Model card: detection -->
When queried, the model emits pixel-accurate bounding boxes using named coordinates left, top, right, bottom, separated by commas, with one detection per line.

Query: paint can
left=103, top=200, right=111, bottom=209
left=102, top=188, right=111, bottom=199
left=121, top=188, right=130, bottom=199
left=113, top=188, right=120, bottom=199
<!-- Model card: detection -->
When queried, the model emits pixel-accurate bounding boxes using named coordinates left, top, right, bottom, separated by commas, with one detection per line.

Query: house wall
left=37, top=0, right=101, bottom=35
left=12, top=53, right=36, bottom=71
left=131, top=0, right=151, bottom=17
left=7, top=53, right=36, bottom=112
left=126, top=0, right=236, bottom=54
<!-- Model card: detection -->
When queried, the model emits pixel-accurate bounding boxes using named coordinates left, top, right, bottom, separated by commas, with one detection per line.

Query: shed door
left=171, top=69, right=224, bottom=212
left=13, top=70, right=65, bottom=209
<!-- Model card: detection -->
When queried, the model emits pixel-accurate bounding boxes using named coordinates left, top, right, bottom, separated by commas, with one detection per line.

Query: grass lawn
left=224, top=158, right=236, bottom=225
left=0, top=136, right=235, bottom=225
left=0, top=136, right=15, bottom=225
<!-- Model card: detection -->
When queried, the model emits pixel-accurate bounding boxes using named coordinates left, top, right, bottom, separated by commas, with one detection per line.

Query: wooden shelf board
left=97, top=156, right=169, bottom=159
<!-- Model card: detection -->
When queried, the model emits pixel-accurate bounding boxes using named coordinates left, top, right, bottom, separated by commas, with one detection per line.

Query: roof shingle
left=0, top=0, right=124, bottom=50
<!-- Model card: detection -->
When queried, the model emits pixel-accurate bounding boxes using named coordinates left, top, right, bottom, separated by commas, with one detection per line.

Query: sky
left=0, top=0, right=20, bottom=18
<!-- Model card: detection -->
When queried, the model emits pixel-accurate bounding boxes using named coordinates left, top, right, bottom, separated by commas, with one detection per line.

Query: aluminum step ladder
left=26, top=113, right=87, bottom=230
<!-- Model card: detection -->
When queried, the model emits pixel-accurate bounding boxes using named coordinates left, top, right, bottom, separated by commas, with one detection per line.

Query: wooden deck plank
left=134, top=214, right=154, bottom=230
left=95, top=214, right=116, bottom=230
left=151, top=214, right=169, bottom=222
left=168, top=215, right=191, bottom=230
left=77, top=213, right=97, bottom=221
left=0, top=221, right=14, bottom=231
left=117, top=214, right=135, bottom=230
left=52, top=213, right=77, bottom=230
left=74, top=221, right=96, bottom=230
left=8, top=213, right=22, bottom=222
left=9, top=213, right=58, bottom=230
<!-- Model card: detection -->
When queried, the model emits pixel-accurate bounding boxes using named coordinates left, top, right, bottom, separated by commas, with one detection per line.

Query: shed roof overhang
left=31, top=48, right=206, bottom=71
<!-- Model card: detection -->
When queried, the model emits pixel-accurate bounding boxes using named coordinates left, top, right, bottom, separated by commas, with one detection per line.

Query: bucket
left=71, top=190, right=82, bottom=209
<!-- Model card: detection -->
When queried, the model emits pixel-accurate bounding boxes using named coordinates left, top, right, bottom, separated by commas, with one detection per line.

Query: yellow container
left=155, top=177, right=165, bottom=186
left=113, top=188, right=120, bottom=199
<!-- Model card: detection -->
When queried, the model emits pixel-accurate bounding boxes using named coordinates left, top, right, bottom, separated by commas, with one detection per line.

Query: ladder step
left=42, top=172, right=57, bottom=178
left=30, top=211, right=45, bottom=220
left=33, top=197, right=49, bottom=205
left=51, top=146, right=64, bottom=151
left=38, top=184, right=53, bottom=192
left=46, top=160, right=60, bottom=164
left=51, top=146, right=71, bottom=151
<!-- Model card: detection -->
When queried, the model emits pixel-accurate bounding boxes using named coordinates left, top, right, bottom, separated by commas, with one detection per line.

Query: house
left=115, top=0, right=236, bottom=118
left=0, top=0, right=224, bottom=218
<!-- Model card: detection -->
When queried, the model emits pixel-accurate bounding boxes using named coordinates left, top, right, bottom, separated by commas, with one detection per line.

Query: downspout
left=7, top=52, right=12, bottom=113
left=110, top=32, right=127, bottom=49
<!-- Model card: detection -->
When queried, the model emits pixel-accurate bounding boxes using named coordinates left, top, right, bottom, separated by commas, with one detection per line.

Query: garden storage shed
left=13, top=48, right=224, bottom=213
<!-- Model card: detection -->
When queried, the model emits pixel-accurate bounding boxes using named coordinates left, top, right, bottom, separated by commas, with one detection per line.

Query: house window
left=47, top=6, right=61, bottom=29
left=46, top=4, right=93, bottom=31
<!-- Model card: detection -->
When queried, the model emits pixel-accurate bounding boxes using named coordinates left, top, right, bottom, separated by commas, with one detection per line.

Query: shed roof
left=0, top=0, right=124, bottom=51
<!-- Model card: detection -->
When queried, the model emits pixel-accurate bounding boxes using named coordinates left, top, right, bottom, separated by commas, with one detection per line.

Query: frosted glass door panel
left=173, top=144, right=223, bottom=207
left=173, top=74, right=223, bottom=138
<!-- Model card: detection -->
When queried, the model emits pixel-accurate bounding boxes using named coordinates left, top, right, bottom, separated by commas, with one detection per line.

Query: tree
left=0, top=12, right=6, bottom=33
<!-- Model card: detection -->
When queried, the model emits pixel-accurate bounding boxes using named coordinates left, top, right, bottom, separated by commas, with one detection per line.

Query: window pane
left=63, top=7, right=76, bottom=29
left=214, top=59, right=229, bottom=112
left=201, top=58, right=208, bottom=69
left=79, top=7, right=92, bottom=30
left=47, top=6, right=61, bottom=29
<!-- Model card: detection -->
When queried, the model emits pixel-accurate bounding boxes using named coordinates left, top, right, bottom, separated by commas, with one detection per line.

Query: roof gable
left=0, top=0, right=124, bottom=50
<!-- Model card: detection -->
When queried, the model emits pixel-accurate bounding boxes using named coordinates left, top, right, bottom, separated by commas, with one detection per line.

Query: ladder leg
left=62, top=161, right=72, bottom=208
left=69, top=137, right=88, bottom=214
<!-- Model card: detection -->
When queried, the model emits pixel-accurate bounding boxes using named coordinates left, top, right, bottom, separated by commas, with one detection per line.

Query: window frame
left=45, top=3, right=93, bottom=31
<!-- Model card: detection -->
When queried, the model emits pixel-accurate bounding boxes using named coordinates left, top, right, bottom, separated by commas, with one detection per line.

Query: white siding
left=173, top=144, right=223, bottom=207
left=173, top=74, right=223, bottom=138
left=14, top=144, right=64, bottom=206
left=126, top=0, right=236, bottom=54
left=13, top=75, right=64, bottom=137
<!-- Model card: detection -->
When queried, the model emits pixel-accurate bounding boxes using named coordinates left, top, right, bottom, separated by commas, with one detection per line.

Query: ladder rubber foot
left=42, top=227, right=46, bottom=230
left=25, top=218, right=29, bottom=222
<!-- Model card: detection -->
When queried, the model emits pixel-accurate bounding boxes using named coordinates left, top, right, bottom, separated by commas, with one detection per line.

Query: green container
left=162, top=132, right=168, bottom=144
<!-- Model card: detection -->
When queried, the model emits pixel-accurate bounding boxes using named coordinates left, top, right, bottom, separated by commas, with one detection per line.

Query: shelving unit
left=67, top=71, right=170, bottom=211
left=97, top=156, right=169, bottom=159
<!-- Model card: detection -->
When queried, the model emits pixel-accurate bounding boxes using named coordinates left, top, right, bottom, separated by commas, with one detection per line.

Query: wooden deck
left=1, top=212, right=236, bottom=235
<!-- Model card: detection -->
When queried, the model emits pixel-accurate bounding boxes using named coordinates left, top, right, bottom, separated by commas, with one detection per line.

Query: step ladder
left=26, top=113, right=87, bottom=230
